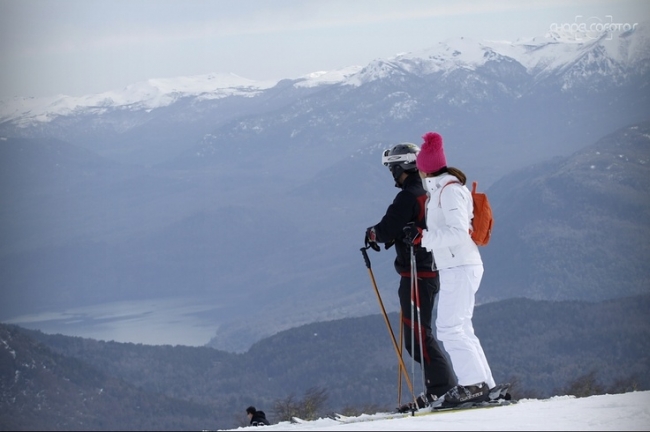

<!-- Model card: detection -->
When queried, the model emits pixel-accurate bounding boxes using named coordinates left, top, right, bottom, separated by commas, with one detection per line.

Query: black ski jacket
left=371, top=172, right=436, bottom=277
left=250, top=410, right=270, bottom=426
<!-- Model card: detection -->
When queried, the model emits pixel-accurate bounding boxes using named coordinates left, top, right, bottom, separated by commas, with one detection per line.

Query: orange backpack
left=439, top=181, right=493, bottom=246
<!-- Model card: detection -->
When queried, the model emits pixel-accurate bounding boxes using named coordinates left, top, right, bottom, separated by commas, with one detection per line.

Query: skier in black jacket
left=365, top=143, right=456, bottom=406
left=246, top=406, right=270, bottom=426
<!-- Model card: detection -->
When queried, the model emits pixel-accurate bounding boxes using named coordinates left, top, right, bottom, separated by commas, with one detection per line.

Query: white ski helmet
left=382, top=143, right=420, bottom=182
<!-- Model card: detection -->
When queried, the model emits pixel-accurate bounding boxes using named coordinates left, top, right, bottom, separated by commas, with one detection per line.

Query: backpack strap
left=438, top=180, right=474, bottom=237
left=437, top=180, right=462, bottom=208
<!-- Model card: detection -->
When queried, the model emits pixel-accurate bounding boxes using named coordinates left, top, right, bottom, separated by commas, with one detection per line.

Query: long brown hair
left=447, top=167, right=467, bottom=185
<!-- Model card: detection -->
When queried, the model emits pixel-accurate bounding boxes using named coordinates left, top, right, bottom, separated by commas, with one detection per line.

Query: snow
left=345, top=21, right=650, bottom=86
left=389, top=34, right=603, bottom=78
left=0, top=67, right=362, bottom=126
left=0, top=72, right=278, bottom=127
left=1, top=22, right=649, bottom=126
left=223, top=391, right=650, bottom=431
left=401, top=36, right=497, bottom=72
left=293, top=66, right=363, bottom=88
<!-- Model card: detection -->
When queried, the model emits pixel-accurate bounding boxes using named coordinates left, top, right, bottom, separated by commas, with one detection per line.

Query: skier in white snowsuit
left=414, top=131, right=496, bottom=407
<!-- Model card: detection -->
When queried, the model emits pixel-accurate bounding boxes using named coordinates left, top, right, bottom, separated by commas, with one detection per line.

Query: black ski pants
left=398, top=275, right=457, bottom=397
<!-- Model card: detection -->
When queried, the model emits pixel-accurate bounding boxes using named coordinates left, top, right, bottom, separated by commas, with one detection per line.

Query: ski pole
left=360, top=246, right=415, bottom=401
left=410, top=259, right=416, bottom=396
left=410, top=243, right=427, bottom=395
left=397, top=310, right=404, bottom=407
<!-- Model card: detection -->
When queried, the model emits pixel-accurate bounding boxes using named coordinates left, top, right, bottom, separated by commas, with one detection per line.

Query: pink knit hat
left=416, top=132, right=447, bottom=173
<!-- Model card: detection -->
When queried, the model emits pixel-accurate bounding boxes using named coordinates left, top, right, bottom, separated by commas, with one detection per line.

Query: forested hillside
left=481, top=121, right=650, bottom=303
left=3, top=294, right=648, bottom=430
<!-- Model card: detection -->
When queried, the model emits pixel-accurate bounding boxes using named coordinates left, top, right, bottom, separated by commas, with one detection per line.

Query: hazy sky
left=0, top=0, right=647, bottom=99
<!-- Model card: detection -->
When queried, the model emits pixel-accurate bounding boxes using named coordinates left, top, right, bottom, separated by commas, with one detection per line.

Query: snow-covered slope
left=0, top=68, right=359, bottom=127
left=224, top=391, right=650, bottom=431
left=2, top=23, right=648, bottom=127
left=335, top=22, right=650, bottom=86
left=0, top=73, right=278, bottom=126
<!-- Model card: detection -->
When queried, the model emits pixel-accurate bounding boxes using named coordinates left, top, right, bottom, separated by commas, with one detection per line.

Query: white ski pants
left=436, top=264, right=496, bottom=388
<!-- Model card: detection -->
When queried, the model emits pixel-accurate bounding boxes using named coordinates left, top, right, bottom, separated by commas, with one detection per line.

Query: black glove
left=365, top=227, right=380, bottom=252
left=402, top=222, right=422, bottom=246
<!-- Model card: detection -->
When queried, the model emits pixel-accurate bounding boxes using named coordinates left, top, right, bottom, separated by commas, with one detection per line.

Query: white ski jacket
left=421, top=173, right=482, bottom=270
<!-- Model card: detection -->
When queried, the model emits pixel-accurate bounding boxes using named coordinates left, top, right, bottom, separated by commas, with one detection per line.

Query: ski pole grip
left=360, top=247, right=372, bottom=269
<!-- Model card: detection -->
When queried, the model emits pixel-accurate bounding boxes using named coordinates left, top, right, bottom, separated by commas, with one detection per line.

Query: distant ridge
left=2, top=22, right=648, bottom=126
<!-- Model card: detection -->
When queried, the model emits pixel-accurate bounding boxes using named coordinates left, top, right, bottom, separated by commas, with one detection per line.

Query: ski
left=395, top=382, right=513, bottom=414
left=332, top=398, right=516, bottom=425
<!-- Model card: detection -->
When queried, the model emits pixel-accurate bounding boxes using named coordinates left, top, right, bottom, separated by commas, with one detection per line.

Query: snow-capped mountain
left=0, top=68, right=359, bottom=128
left=1, top=24, right=649, bottom=352
left=0, top=73, right=278, bottom=126
left=348, top=24, right=650, bottom=91
left=1, top=23, right=648, bottom=128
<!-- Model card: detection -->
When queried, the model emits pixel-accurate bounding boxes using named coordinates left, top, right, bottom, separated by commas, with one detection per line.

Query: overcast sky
left=0, top=0, right=647, bottom=99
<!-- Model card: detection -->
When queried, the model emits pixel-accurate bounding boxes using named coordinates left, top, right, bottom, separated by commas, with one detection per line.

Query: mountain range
left=0, top=25, right=649, bottom=352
